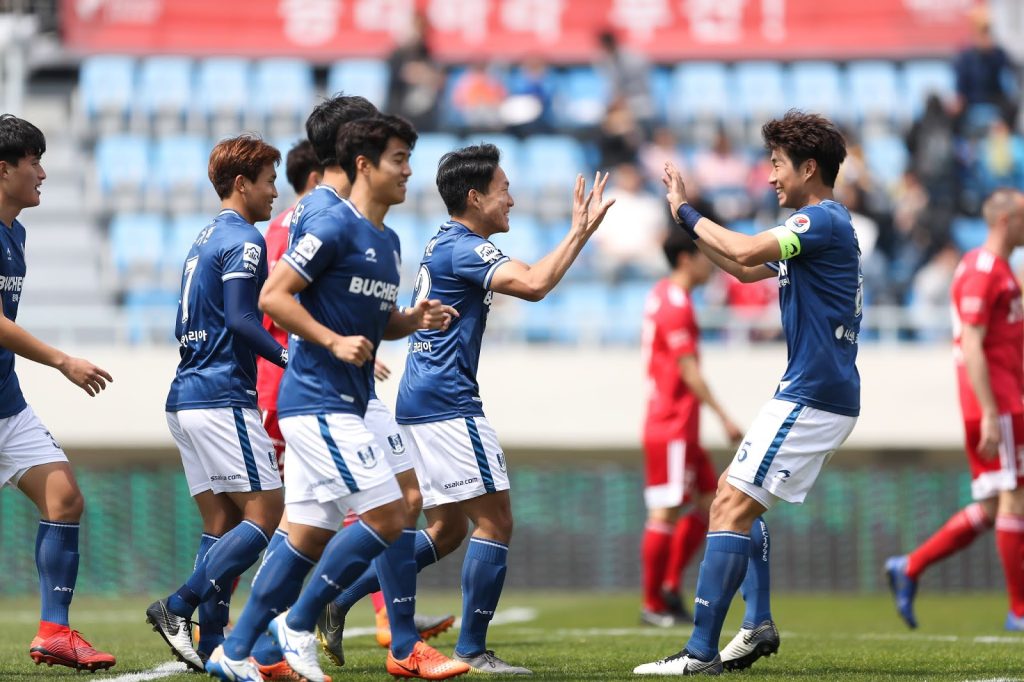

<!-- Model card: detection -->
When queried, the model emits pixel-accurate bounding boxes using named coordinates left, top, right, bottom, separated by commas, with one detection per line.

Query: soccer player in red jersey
left=640, top=229, right=743, bottom=627
left=887, top=188, right=1024, bottom=631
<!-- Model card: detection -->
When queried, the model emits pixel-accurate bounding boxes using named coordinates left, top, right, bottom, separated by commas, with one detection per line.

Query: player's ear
left=233, top=174, right=248, bottom=196
left=0, top=159, right=8, bottom=178
left=803, top=158, right=817, bottom=181
left=355, top=154, right=372, bottom=178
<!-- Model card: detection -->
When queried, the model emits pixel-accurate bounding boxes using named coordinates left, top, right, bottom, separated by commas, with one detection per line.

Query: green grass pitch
left=0, top=591, right=1020, bottom=680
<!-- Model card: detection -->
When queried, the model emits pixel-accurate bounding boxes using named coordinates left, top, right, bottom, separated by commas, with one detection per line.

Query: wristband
left=675, top=203, right=702, bottom=239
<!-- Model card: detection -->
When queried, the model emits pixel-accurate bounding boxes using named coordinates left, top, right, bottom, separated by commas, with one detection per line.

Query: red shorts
left=262, top=409, right=286, bottom=482
left=642, top=437, right=717, bottom=510
left=964, top=413, right=1024, bottom=500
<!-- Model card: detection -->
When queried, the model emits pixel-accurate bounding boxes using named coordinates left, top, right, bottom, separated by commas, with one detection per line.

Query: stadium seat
left=408, top=133, right=460, bottom=194
left=649, top=67, right=673, bottom=123
left=520, top=135, right=587, bottom=193
left=79, top=55, right=135, bottom=120
left=668, top=63, right=730, bottom=124
left=862, top=134, right=909, bottom=186
left=605, top=281, right=652, bottom=344
left=902, top=60, right=956, bottom=119
left=124, top=288, right=179, bottom=344
left=327, top=59, right=390, bottom=108
left=136, top=56, right=193, bottom=119
left=554, top=283, right=611, bottom=344
left=94, top=135, right=150, bottom=198
left=196, top=58, right=251, bottom=118
left=109, top=213, right=166, bottom=277
left=493, top=214, right=545, bottom=263
left=152, top=135, right=208, bottom=203
left=165, top=213, right=210, bottom=272
left=554, top=67, right=610, bottom=128
left=252, top=59, right=314, bottom=119
left=733, top=61, right=787, bottom=121
left=790, top=61, right=844, bottom=121
left=951, top=216, right=988, bottom=252
left=385, top=210, right=431, bottom=273
left=847, top=60, right=903, bottom=123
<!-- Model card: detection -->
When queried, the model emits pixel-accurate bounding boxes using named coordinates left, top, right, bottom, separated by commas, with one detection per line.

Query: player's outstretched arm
left=224, top=276, right=288, bottom=368
left=678, top=354, right=743, bottom=443
left=960, top=321, right=1001, bottom=457
left=259, top=260, right=373, bottom=367
left=490, top=172, right=615, bottom=302
left=383, top=299, right=459, bottom=340
left=662, top=162, right=777, bottom=280
left=0, top=314, right=112, bottom=396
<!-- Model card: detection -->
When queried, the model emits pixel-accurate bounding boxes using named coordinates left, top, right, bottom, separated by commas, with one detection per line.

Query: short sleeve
left=956, top=268, right=995, bottom=327
left=451, top=234, right=510, bottom=290
left=659, top=302, right=698, bottom=361
left=281, top=212, right=340, bottom=283
left=771, top=205, right=834, bottom=260
left=221, top=234, right=265, bottom=282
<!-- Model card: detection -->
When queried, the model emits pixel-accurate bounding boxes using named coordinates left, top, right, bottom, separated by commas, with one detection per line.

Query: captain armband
left=770, top=226, right=802, bottom=260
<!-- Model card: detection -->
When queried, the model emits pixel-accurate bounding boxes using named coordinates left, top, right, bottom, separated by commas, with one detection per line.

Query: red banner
left=62, top=0, right=979, bottom=61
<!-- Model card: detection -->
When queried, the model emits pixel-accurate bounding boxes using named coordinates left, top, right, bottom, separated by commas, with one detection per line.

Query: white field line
left=103, top=662, right=186, bottom=681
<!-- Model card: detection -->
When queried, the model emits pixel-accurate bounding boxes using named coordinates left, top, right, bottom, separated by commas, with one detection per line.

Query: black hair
left=663, top=227, right=699, bottom=268
left=0, top=114, right=45, bottom=165
left=435, top=144, right=501, bottom=216
left=285, top=139, right=323, bottom=195
left=304, top=94, right=378, bottom=166
left=335, top=114, right=418, bottom=183
left=762, top=110, right=847, bottom=187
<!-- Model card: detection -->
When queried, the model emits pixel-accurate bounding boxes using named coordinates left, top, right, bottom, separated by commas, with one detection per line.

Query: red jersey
left=641, top=279, right=701, bottom=442
left=256, top=205, right=294, bottom=411
left=951, top=248, right=1024, bottom=420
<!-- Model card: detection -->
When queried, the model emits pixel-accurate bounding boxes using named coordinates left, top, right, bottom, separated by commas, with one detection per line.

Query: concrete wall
left=17, top=342, right=961, bottom=450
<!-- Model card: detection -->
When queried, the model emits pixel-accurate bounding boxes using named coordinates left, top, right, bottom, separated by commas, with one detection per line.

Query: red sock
left=342, top=510, right=358, bottom=528
left=641, top=520, right=674, bottom=612
left=663, top=510, right=709, bottom=593
left=37, top=620, right=68, bottom=638
left=906, top=502, right=993, bottom=579
left=996, top=514, right=1024, bottom=617
left=371, top=590, right=386, bottom=613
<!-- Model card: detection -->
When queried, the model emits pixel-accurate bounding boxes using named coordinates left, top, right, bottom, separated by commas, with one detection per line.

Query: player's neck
left=983, top=234, right=1013, bottom=261
left=0, top=200, right=22, bottom=228
left=348, top=183, right=388, bottom=228
left=791, top=183, right=833, bottom=208
left=450, top=213, right=496, bottom=239
left=669, top=270, right=693, bottom=292
left=321, top=167, right=351, bottom=199
left=220, top=198, right=253, bottom=225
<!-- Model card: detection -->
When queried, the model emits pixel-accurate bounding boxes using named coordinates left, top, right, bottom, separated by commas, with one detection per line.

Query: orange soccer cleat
left=376, top=608, right=457, bottom=648
left=30, top=626, right=116, bottom=672
left=386, top=641, right=471, bottom=680
left=257, top=657, right=333, bottom=682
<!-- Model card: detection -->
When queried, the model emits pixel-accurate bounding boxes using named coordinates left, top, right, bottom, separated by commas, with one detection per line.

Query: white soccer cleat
left=204, top=645, right=262, bottom=682
left=720, top=620, right=780, bottom=671
left=633, top=650, right=722, bottom=676
left=269, top=612, right=325, bottom=682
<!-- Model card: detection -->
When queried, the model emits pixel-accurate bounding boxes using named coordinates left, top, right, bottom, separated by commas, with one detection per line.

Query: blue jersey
left=0, top=219, right=27, bottom=419
left=396, top=221, right=510, bottom=424
left=766, top=200, right=861, bottom=417
left=277, top=199, right=402, bottom=419
left=165, top=210, right=269, bottom=411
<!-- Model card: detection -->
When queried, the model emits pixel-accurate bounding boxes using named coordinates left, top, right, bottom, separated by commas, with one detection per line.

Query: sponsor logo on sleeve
left=785, top=213, right=811, bottom=233
left=291, top=233, right=323, bottom=266
left=474, top=242, right=503, bottom=263
left=243, top=242, right=262, bottom=272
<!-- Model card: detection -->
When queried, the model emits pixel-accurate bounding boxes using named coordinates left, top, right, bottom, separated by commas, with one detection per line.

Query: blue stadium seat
left=327, top=59, right=390, bottom=108
left=124, top=288, right=179, bottom=344
left=790, top=61, right=844, bottom=120
left=252, top=59, right=314, bottom=119
left=136, top=56, right=193, bottom=117
left=385, top=210, right=431, bottom=270
left=669, top=63, right=730, bottom=123
left=408, top=133, right=460, bottom=194
left=606, top=281, right=652, bottom=344
left=862, top=134, right=909, bottom=186
left=109, top=213, right=166, bottom=275
left=555, top=283, right=611, bottom=344
left=951, top=216, right=988, bottom=252
left=166, top=213, right=210, bottom=271
left=94, top=135, right=150, bottom=195
left=520, top=135, right=586, bottom=192
left=554, top=67, right=610, bottom=128
left=902, top=60, right=956, bottom=119
left=733, top=61, right=787, bottom=121
left=649, top=67, right=673, bottom=123
left=152, top=135, right=208, bottom=197
left=847, top=61, right=902, bottom=122
left=79, top=55, right=135, bottom=119
left=196, top=58, right=251, bottom=117
left=493, top=214, right=544, bottom=263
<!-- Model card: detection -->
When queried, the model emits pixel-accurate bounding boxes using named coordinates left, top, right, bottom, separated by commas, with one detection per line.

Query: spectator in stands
left=979, top=118, right=1024, bottom=194
left=906, top=94, right=959, bottom=206
left=451, top=62, right=507, bottom=130
left=692, top=127, right=753, bottom=222
left=597, top=97, right=643, bottom=169
left=386, top=12, right=445, bottom=131
left=953, top=6, right=1018, bottom=131
left=504, top=55, right=555, bottom=135
left=639, top=127, right=687, bottom=193
left=907, top=241, right=958, bottom=340
left=596, top=30, right=655, bottom=131
left=592, top=162, right=668, bottom=282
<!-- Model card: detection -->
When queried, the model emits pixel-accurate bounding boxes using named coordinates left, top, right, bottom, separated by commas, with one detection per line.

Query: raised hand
left=571, top=172, right=616, bottom=237
left=662, top=161, right=690, bottom=221
left=586, top=170, right=616, bottom=233
left=59, top=357, right=113, bottom=397
left=328, top=335, right=374, bottom=367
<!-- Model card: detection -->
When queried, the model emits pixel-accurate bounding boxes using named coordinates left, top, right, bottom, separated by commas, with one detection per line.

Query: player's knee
left=708, top=485, right=758, bottom=533
left=46, top=488, right=84, bottom=522
left=403, top=486, right=423, bottom=522
left=429, top=517, right=469, bottom=557
left=247, top=491, right=285, bottom=535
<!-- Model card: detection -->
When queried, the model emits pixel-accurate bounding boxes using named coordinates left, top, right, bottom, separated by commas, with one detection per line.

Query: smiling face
left=768, top=147, right=810, bottom=210
left=240, top=162, right=278, bottom=223
left=0, top=153, right=45, bottom=214
left=364, top=136, right=412, bottom=207
left=473, top=165, right=514, bottom=235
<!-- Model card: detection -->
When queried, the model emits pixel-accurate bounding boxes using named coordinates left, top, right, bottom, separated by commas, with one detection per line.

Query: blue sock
left=286, top=521, right=390, bottom=632
left=250, top=530, right=288, bottom=665
left=191, top=533, right=224, bottom=655
left=685, top=532, right=751, bottom=662
left=741, top=516, right=772, bottom=628
left=455, top=538, right=508, bottom=658
left=376, top=529, right=418, bottom=659
left=332, top=528, right=440, bottom=611
left=223, top=539, right=314, bottom=660
left=169, top=520, right=269, bottom=618
left=36, top=520, right=80, bottom=626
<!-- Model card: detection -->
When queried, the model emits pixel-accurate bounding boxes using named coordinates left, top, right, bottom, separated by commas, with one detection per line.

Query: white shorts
left=727, top=399, right=857, bottom=508
left=280, top=412, right=399, bottom=508
left=400, top=416, right=509, bottom=509
left=167, top=408, right=283, bottom=496
left=287, top=479, right=403, bottom=531
left=365, top=398, right=419, bottom=475
left=0, top=405, right=68, bottom=489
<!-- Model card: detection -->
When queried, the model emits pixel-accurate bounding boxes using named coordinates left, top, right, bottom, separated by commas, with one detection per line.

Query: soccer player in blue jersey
left=392, top=144, right=615, bottom=675
left=145, top=135, right=289, bottom=672
left=634, top=111, right=861, bottom=676
left=207, top=115, right=465, bottom=682
left=0, top=114, right=116, bottom=672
